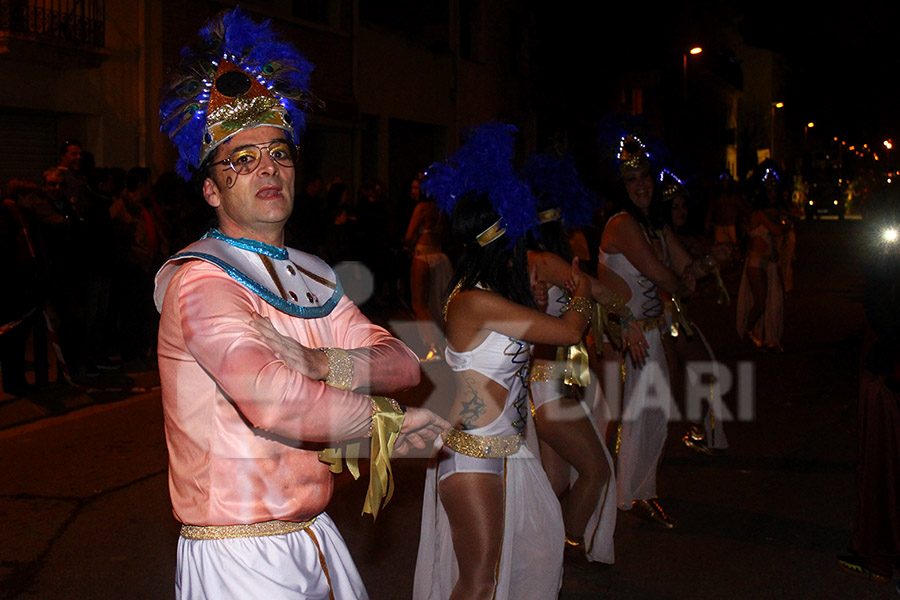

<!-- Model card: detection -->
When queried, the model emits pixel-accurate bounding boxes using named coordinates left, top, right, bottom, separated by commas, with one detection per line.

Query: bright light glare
left=690, top=47, right=703, bottom=55
left=807, top=122, right=815, bottom=128
left=883, top=228, right=899, bottom=243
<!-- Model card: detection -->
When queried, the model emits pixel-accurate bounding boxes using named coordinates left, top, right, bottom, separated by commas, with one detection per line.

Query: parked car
left=806, top=183, right=845, bottom=219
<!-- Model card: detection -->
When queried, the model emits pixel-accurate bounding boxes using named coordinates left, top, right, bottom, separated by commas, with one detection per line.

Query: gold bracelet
left=529, top=363, right=561, bottom=382
left=601, top=291, right=635, bottom=322
left=602, top=290, right=625, bottom=313
left=317, top=347, right=354, bottom=390
left=563, top=296, right=593, bottom=324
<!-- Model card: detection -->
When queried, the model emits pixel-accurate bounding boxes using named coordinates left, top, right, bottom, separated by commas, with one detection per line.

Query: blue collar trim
left=204, top=228, right=289, bottom=260
left=170, top=251, right=342, bottom=319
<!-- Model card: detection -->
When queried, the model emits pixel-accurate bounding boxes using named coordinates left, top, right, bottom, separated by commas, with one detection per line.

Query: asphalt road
left=1, top=218, right=894, bottom=599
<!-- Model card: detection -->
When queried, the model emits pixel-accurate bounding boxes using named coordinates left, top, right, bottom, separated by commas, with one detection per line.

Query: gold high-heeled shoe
left=682, top=425, right=716, bottom=456
left=630, top=499, right=678, bottom=529
left=563, top=536, right=607, bottom=571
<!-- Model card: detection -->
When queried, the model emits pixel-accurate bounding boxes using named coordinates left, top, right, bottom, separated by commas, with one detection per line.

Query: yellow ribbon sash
left=318, top=396, right=405, bottom=520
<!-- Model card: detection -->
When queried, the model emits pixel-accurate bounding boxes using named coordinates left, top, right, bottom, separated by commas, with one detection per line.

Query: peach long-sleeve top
left=156, top=242, right=419, bottom=526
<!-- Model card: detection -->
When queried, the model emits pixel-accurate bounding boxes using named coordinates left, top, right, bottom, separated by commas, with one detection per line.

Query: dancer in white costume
left=597, top=136, right=722, bottom=528
left=520, top=151, right=645, bottom=567
left=413, top=124, right=591, bottom=600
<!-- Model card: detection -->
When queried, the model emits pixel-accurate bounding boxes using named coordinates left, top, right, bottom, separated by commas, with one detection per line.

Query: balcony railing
left=0, top=0, right=105, bottom=48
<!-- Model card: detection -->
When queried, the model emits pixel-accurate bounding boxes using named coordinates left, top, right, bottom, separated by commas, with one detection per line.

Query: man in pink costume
left=154, top=9, right=447, bottom=599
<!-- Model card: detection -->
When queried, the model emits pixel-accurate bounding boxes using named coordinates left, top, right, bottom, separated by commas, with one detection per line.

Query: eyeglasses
left=214, top=140, right=296, bottom=175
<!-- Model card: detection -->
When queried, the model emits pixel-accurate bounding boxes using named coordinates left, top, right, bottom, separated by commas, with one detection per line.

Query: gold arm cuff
left=180, top=518, right=317, bottom=540
left=442, top=428, right=522, bottom=459
left=317, top=347, right=354, bottom=390
left=563, top=296, right=593, bottom=324
left=530, top=363, right=563, bottom=382
left=601, top=290, right=634, bottom=322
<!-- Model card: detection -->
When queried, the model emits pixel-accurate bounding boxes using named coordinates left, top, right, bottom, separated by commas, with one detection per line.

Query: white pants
left=176, top=513, right=368, bottom=600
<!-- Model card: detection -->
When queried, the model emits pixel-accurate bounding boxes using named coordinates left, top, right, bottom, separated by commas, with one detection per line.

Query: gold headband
left=537, top=207, right=561, bottom=223
left=476, top=218, right=506, bottom=246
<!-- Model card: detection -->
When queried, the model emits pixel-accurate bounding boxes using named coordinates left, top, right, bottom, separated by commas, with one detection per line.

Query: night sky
left=535, top=1, right=900, bottom=148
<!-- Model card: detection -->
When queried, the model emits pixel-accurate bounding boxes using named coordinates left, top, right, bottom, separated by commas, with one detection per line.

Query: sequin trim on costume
left=442, top=428, right=523, bottom=459
left=529, top=363, right=562, bottom=382
left=180, top=517, right=317, bottom=540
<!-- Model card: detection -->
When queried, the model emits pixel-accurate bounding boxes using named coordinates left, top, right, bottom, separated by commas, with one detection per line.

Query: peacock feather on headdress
left=521, top=150, right=599, bottom=229
left=159, top=7, right=319, bottom=179
left=422, top=122, right=538, bottom=245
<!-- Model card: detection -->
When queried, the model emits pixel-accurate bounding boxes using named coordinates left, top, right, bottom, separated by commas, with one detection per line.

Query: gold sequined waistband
left=442, top=428, right=522, bottom=459
left=529, top=363, right=563, bottom=382
left=180, top=517, right=317, bottom=540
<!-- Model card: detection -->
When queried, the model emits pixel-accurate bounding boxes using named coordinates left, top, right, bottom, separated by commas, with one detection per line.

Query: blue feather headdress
left=159, top=8, right=319, bottom=179
left=421, top=122, right=537, bottom=246
left=521, top=151, right=599, bottom=229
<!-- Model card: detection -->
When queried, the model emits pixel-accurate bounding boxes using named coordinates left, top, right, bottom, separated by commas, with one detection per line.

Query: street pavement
left=1, top=218, right=895, bottom=599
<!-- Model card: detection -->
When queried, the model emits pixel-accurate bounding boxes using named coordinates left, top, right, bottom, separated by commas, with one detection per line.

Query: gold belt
left=442, top=428, right=522, bottom=459
left=180, top=517, right=317, bottom=540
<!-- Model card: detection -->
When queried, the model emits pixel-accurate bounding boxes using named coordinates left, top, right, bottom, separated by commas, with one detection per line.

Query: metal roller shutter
left=0, top=113, right=58, bottom=189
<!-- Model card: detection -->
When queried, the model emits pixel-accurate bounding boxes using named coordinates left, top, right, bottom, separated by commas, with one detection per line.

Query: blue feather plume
left=521, top=151, right=600, bottom=229
left=422, top=122, right=538, bottom=243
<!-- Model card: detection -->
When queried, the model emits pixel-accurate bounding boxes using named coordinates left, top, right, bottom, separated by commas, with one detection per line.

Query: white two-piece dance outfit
left=413, top=330, right=564, bottom=599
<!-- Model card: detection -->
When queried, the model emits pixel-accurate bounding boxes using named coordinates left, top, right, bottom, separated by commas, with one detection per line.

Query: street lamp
left=770, top=101, right=784, bottom=161
left=683, top=46, right=702, bottom=100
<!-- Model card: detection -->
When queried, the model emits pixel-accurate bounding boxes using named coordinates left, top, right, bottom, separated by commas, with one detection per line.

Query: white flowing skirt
left=617, top=328, right=672, bottom=509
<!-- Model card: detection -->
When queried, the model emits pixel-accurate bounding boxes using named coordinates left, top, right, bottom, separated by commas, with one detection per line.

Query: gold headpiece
left=201, top=60, right=294, bottom=164
left=537, top=207, right=562, bottom=223
left=658, top=169, right=687, bottom=202
left=618, top=135, right=650, bottom=172
left=158, top=8, right=318, bottom=178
